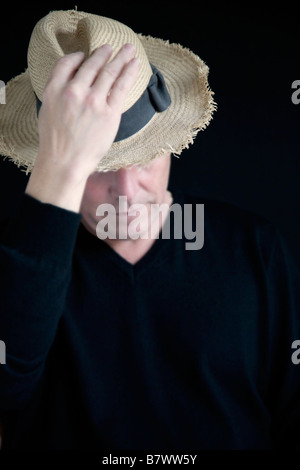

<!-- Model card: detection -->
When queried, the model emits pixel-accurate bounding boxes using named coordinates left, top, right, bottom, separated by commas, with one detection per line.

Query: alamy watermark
left=95, top=197, right=204, bottom=250
left=291, top=80, right=300, bottom=104
left=0, top=340, right=6, bottom=364
left=0, top=80, right=5, bottom=104
left=291, top=340, right=300, bottom=365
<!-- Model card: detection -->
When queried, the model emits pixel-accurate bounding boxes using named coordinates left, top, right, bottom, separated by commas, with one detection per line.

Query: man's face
left=80, top=154, right=172, bottom=238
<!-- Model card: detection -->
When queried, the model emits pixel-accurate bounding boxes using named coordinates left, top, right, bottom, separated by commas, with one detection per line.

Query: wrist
left=25, top=159, right=88, bottom=213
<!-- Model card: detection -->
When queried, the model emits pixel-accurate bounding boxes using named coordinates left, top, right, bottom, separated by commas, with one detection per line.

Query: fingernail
left=123, top=43, right=135, bottom=53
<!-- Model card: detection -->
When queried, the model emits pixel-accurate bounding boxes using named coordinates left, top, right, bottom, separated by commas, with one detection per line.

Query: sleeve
left=263, top=228, right=300, bottom=448
left=0, top=193, right=81, bottom=410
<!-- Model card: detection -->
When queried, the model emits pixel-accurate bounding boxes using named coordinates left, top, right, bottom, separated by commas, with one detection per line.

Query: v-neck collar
left=76, top=188, right=183, bottom=279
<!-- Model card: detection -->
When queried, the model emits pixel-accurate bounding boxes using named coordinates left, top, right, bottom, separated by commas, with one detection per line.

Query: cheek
left=82, top=179, right=109, bottom=207
left=150, top=163, right=170, bottom=194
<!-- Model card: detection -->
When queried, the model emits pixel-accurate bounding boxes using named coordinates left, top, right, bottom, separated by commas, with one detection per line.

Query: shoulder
left=172, top=188, right=284, bottom=266
left=174, top=188, right=276, bottom=233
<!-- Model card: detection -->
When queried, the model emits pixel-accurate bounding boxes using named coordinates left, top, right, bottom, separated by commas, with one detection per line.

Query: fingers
left=107, top=57, right=140, bottom=109
left=71, top=44, right=113, bottom=87
left=44, top=43, right=140, bottom=114
left=92, top=43, right=137, bottom=100
left=45, top=51, right=85, bottom=93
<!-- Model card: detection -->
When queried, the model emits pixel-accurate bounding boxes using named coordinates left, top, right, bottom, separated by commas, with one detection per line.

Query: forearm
left=0, top=194, right=81, bottom=408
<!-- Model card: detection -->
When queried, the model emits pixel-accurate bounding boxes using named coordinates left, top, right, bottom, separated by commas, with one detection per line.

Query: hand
left=26, top=44, right=140, bottom=211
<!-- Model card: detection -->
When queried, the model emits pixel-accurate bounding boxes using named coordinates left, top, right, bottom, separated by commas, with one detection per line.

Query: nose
left=109, top=167, right=139, bottom=202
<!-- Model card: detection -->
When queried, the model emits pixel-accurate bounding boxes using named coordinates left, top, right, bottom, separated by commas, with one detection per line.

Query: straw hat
left=0, top=9, right=216, bottom=173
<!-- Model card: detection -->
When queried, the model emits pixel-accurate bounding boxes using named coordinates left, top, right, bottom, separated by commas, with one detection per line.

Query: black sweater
left=0, top=189, right=300, bottom=450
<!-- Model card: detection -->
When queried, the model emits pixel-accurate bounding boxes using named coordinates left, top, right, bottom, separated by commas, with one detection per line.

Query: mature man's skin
left=81, top=158, right=173, bottom=264
left=25, top=43, right=173, bottom=264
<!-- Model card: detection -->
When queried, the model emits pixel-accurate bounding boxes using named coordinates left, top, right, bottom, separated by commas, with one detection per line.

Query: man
left=0, top=9, right=299, bottom=450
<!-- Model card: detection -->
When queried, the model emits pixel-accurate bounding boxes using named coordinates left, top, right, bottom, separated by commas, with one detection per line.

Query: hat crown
left=27, top=10, right=152, bottom=111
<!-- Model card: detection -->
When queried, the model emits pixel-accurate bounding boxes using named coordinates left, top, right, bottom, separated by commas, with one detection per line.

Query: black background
left=1, top=2, right=299, bottom=264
